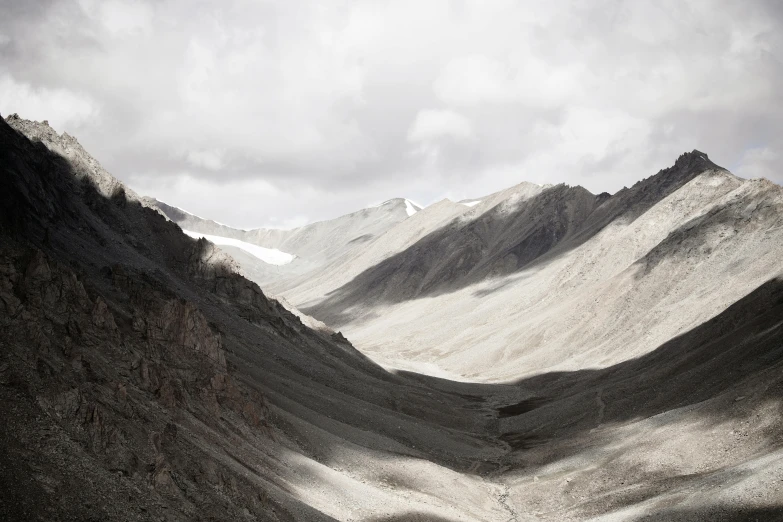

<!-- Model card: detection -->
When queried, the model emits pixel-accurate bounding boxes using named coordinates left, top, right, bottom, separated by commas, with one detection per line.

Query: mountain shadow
left=633, top=504, right=783, bottom=521
left=501, top=275, right=783, bottom=446
left=389, top=275, right=783, bottom=464
left=382, top=276, right=783, bottom=519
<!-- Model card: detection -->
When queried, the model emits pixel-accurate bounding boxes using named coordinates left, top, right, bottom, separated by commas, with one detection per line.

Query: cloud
left=78, top=0, right=153, bottom=37
left=0, top=73, right=99, bottom=129
left=185, top=148, right=225, bottom=171
left=408, top=109, right=474, bottom=141
left=433, top=53, right=583, bottom=108
left=0, top=0, right=781, bottom=226
left=735, top=147, right=779, bottom=180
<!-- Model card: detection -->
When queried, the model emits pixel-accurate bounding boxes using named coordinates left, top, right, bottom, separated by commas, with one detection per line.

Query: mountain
left=2, top=113, right=782, bottom=521
left=0, top=114, right=511, bottom=521
left=288, top=151, right=783, bottom=383
left=145, top=196, right=420, bottom=290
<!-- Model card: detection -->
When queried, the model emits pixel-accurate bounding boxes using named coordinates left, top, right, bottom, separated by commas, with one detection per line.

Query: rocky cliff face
left=0, top=241, right=279, bottom=520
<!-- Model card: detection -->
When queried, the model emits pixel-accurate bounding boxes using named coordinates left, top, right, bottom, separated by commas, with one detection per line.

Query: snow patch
left=182, top=230, right=295, bottom=266
left=366, top=198, right=421, bottom=216
left=461, top=200, right=482, bottom=208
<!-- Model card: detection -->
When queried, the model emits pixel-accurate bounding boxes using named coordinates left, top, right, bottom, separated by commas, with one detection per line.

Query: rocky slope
left=2, top=113, right=782, bottom=520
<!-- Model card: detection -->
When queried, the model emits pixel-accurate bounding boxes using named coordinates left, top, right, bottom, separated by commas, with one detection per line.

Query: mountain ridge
left=2, top=112, right=782, bottom=520
left=293, top=150, right=732, bottom=326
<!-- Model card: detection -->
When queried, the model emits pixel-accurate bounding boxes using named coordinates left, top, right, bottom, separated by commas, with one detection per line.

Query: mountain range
left=2, top=112, right=782, bottom=521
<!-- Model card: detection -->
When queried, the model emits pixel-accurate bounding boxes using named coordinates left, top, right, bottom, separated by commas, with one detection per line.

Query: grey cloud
left=1, top=0, right=781, bottom=228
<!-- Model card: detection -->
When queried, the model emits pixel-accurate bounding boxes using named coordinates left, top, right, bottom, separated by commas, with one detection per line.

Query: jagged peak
left=629, top=149, right=729, bottom=194
left=674, top=149, right=716, bottom=170
left=5, top=113, right=83, bottom=148
left=662, top=149, right=727, bottom=177
left=4, top=112, right=140, bottom=203
left=5, top=113, right=56, bottom=136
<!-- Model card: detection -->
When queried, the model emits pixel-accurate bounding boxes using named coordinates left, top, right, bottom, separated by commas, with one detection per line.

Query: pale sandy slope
left=348, top=171, right=783, bottom=381
left=292, top=156, right=783, bottom=382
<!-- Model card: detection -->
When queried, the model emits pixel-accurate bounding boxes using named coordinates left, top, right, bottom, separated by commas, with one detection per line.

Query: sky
left=1, top=0, right=781, bottom=229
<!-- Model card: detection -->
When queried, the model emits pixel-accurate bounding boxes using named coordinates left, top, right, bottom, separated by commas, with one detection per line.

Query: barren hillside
left=1, top=114, right=782, bottom=521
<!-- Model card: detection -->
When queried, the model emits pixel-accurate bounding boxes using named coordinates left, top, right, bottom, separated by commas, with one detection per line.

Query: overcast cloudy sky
left=1, top=1, right=781, bottom=229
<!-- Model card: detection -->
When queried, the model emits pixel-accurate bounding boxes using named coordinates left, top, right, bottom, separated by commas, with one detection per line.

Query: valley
left=1, top=113, right=782, bottom=521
